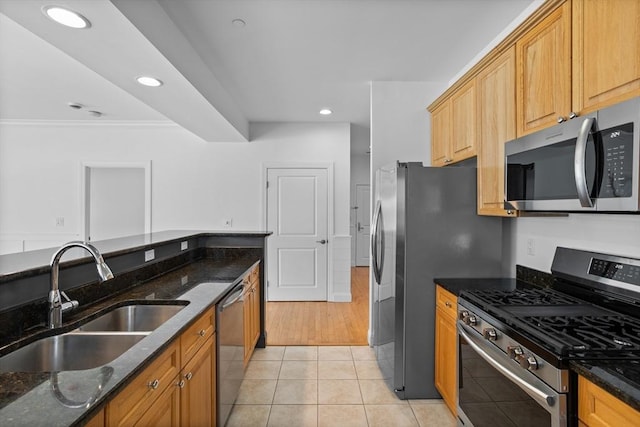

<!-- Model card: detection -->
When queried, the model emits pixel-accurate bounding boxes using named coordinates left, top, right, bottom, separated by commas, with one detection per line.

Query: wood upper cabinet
left=516, top=0, right=571, bottom=137
left=431, top=101, right=452, bottom=166
left=477, top=46, right=517, bottom=217
left=430, top=80, right=477, bottom=167
left=572, top=0, right=640, bottom=114
left=578, top=375, right=640, bottom=427
left=434, top=285, right=458, bottom=416
left=451, top=80, right=477, bottom=161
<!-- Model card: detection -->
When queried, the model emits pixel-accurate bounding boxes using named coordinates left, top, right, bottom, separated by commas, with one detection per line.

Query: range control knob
left=507, top=346, right=524, bottom=360
left=459, top=310, right=470, bottom=322
left=482, top=328, right=497, bottom=341
left=464, top=315, right=478, bottom=326
left=516, top=354, right=539, bottom=371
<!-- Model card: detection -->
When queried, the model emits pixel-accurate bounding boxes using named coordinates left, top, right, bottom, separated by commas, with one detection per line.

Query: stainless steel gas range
left=456, top=247, right=640, bottom=427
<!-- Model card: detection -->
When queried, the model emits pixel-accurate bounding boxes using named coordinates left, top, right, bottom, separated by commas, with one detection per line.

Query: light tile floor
left=226, top=346, right=457, bottom=427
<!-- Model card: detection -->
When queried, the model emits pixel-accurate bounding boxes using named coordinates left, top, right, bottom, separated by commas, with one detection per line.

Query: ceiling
left=0, top=0, right=537, bottom=143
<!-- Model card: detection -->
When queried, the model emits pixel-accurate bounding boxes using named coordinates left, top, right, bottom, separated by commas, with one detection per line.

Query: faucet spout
left=49, top=241, right=114, bottom=329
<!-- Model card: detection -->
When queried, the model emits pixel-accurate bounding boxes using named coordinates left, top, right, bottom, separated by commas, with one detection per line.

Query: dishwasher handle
left=220, top=284, right=244, bottom=311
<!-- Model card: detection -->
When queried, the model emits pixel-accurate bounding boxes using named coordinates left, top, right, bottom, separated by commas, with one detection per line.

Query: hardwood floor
left=266, top=267, right=369, bottom=346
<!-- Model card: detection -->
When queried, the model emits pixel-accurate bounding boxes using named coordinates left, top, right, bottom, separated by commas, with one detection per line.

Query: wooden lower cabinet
left=179, top=334, right=216, bottom=427
left=243, top=266, right=261, bottom=366
left=85, top=409, right=105, bottom=427
left=578, top=376, right=640, bottom=427
left=133, top=381, right=180, bottom=427
left=434, top=285, right=458, bottom=416
left=106, top=308, right=217, bottom=427
left=106, top=341, right=181, bottom=427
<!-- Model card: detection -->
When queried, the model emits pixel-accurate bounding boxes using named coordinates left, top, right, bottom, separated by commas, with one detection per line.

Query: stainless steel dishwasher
left=217, top=281, right=246, bottom=426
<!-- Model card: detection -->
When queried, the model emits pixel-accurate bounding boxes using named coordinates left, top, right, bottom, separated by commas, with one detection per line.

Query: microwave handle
left=574, top=117, right=596, bottom=207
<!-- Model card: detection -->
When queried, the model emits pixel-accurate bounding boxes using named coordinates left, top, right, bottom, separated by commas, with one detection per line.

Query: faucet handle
left=60, top=291, right=79, bottom=312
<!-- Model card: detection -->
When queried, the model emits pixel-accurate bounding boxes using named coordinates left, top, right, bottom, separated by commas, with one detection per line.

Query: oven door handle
left=458, top=323, right=557, bottom=408
left=574, top=117, right=596, bottom=208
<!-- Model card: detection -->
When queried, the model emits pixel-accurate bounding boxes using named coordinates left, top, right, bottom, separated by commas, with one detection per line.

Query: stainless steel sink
left=0, top=333, right=145, bottom=372
left=76, top=304, right=185, bottom=332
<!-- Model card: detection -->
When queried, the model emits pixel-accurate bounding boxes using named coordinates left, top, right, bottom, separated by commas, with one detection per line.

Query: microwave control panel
left=600, top=122, right=633, bottom=198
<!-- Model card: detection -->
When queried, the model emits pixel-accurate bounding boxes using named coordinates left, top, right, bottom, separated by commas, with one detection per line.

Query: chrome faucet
left=49, top=241, right=114, bottom=329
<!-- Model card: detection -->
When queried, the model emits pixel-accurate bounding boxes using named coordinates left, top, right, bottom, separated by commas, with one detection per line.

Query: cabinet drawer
left=181, top=308, right=215, bottom=364
left=106, top=340, right=181, bottom=427
left=436, top=285, right=457, bottom=319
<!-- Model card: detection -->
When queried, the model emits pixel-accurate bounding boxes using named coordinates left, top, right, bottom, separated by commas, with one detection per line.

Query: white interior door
left=267, top=167, right=328, bottom=301
left=84, top=164, right=150, bottom=242
left=355, top=184, right=370, bottom=266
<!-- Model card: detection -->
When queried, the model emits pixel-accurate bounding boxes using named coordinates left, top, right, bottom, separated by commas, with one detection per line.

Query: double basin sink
left=0, top=303, right=187, bottom=372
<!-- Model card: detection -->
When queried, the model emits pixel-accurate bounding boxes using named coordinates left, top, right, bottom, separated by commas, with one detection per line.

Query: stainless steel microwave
left=505, top=97, right=640, bottom=212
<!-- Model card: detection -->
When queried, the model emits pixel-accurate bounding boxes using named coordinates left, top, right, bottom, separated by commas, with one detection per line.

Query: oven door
left=457, top=323, right=567, bottom=427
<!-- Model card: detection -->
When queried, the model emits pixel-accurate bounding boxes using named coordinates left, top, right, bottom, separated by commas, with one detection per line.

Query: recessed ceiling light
left=42, top=6, right=91, bottom=29
left=319, top=109, right=333, bottom=116
left=232, top=19, right=246, bottom=28
left=136, top=76, right=163, bottom=87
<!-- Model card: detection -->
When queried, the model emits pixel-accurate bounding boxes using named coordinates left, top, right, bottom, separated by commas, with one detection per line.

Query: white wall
left=370, top=81, right=447, bottom=173
left=0, top=120, right=352, bottom=299
left=506, top=214, right=640, bottom=274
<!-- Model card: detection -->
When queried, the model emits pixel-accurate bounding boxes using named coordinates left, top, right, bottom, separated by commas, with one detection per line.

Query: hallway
left=266, top=267, right=369, bottom=346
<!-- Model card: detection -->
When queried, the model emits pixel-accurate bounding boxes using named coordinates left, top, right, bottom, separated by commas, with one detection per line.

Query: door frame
left=262, top=162, right=335, bottom=301
left=354, top=183, right=371, bottom=267
left=79, top=161, right=152, bottom=242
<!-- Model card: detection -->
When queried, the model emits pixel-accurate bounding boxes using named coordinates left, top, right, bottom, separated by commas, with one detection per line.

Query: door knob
left=316, top=239, right=327, bottom=244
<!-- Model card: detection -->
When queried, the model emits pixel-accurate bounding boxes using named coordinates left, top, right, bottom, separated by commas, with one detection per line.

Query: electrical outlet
left=224, top=218, right=233, bottom=227
left=144, top=249, right=155, bottom=262
left=181, top=241, right=188, bottom=251
left=55, top=217, right=65, bottom=227
left=181, top=275, right=188, bottom=285
left=527, top=238, right=536, bottom=256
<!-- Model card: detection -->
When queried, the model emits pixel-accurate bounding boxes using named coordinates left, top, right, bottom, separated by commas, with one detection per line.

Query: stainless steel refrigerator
left=371, top=162, right=503, bottom=399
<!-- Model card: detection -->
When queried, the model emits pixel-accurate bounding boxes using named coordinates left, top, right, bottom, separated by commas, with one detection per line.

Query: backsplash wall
left=505, top=214, right=640, bottom=275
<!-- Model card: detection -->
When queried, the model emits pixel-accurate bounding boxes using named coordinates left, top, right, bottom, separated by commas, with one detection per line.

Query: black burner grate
left=461, top=287, right=640, bottom=358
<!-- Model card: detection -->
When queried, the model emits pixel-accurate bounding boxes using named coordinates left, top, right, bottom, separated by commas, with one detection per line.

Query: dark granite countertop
left=434, top=275, right=640, bottom=415
left=570, top=360, right=640, bottom=412
left=0, top=229, right=271, bottom=281
left=434, top=277, right=524, bottom=295
left=0, top=255, right=259, bottom=426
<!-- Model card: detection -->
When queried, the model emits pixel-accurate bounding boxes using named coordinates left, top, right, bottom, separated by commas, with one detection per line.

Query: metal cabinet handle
left=444, top=158, right=453, bottom=163
left=177, top=380, right=185, bottom=389
left=569, top=112, right=577, bottom=119
left=185, top=372, right=193, bottom=381
left=506, top=210, right=514, bottom=215
left=574, top=117, right=596, bottom=208
left=316, top=239, right=327, bottom=244
left=198, top=329, right=206, bottom=337
left=445, top=302, right=452, bottom=308
left=557, top=116, right=566, bottom=123
left=148, top=379, right=160, bottom=390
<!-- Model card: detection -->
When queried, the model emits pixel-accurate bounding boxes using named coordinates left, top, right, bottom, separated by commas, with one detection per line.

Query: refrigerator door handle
left=371, top=201, right=384, bottom=284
